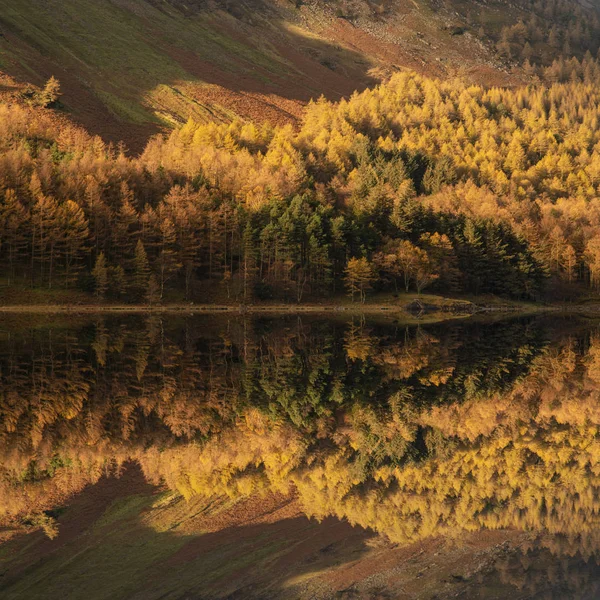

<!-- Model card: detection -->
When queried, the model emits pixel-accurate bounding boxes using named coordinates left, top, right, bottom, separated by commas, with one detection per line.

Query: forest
left=1, top=314, right=600, bottom=561
left=5, top=57, right=600, bottom=302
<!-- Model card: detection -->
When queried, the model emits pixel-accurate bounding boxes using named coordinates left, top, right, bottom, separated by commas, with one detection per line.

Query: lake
left=1, top=313, right=599, bottom=599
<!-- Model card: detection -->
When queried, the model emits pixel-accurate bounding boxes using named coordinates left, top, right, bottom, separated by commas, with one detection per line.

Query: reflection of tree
left=343, top=319, right=374, bottom=362
left=586, top=333, right=600, bottom=385
left=5, top=316, right=600, bottom=569
left=377, top=329, right=440, bottom=380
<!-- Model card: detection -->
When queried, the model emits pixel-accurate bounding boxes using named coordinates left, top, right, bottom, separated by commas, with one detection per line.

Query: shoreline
left=0, top=302, right=562, bottom=315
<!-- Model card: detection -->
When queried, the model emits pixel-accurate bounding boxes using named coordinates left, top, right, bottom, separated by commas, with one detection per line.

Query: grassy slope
left=0, top=0, right=529, bottom=150
left=0, top=465, right=549, bottom=600
left=0, top=1, right=229, bottom=121
left=0, top=0, right=369, bottom=147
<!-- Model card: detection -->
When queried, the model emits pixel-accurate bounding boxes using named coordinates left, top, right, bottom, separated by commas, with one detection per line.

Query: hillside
left=4, top=62, right=600, bottom=304
left=2, top=315, right=600, bottom=598
left=1, top=0, right=599, bottom=149
left=1, top=1, right=600, bottom=306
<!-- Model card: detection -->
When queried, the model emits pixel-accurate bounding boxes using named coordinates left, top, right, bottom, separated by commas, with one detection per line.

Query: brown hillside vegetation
left=1, top=0, right=599, bottom=148
left=2, top=316, right=600, bottom=598
left=1, top=462, right=548, bottom=600
left=6, top=60, right=600, bottom=304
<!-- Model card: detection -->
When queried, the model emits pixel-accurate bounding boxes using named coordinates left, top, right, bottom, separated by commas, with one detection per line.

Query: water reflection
left=2, top=314, right=600, bottom=597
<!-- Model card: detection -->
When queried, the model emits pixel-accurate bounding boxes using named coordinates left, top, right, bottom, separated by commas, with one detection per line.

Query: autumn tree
left=92, top=253, right=108, bottom=300
left=585, top=235, right=600, bottom=290
left=0, top=190, right=27, bottom=285
left=60, top=200, right=88, bottom=286
left=157, top=218, right=181, bottom=299
left=241, top=223, right=258, bottom=302
left=374, top=240, right=429, bottom=293
left=37, top=76, right=62, bottom=108
left=344, top=257, right=374, bottom=303
left=146, top=275, right=161, bottom=305
left=414, top=252, right=439, bottom=294
left=108, top=265, right=126, bottom=298
left=131, top=240, right=150, bottom=301
left=31, top=195, right=60, bottom=288
left=420, top=233, right=460, bottom=292
left=561, top=245, right=577, bottom=284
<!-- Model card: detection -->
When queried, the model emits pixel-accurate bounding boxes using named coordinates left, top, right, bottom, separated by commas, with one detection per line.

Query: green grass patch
left=1, top=493, right=188, bottom=600
left=92, top=494, right=155, bottom=532
left=0, top=0, right=296, bottom=130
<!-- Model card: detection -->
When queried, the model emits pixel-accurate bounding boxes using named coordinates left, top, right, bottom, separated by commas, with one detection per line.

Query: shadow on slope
left=0, top=463, right=374, bottom=600
left=0, top=0, right=379, bottom=151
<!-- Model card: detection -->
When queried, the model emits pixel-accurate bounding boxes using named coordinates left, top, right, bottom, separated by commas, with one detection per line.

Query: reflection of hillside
left=467, top=543, right=600, bottom=600
left=3, top=316, right=600, bottom=565
left=0, top=462, right=376, bottom=600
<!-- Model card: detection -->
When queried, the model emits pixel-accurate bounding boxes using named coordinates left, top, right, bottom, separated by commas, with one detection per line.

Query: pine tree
left=108, top=265, right=126, bottom=298
left=37, top=76, right=62, bottom=108
left=31, top=195, right=60, bottom=288
left=131, top=240, right=150, bottom=302
left=561, top=245, right=577, bottom=284
left=420, top=232, right=460, bottom=291
left=157, top=218, right=181, bottom=299
left=585, top=235, right=600, bottom=290
left=146, top=275, right=161, bottom=305
left=92, top=253, right=108, bottom=300
left=112, top=197, right=138, bottom=264
left=0, top=190, right=27, bottom=285
left=241, top=223, right=258, bottom=303
left=458, top=219, right=486, bottom=295
left=60, top=200, right=88, bottom=286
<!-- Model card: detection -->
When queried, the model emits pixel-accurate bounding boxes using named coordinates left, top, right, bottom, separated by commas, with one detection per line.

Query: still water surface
left=1, top=314, right=599, bottom=599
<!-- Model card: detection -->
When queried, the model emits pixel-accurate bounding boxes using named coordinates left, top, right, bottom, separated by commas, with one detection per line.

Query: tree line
left=8, top=60, right=600, bottom=301
left=3, top=315, right=600, bottom=561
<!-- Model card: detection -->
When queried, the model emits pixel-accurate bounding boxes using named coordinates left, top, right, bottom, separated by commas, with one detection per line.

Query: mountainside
left=1, top=1, right=600, bottom=306
left=1, top=0, right=599, bottom=150
left=4, top=63, right=600, bottom=303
